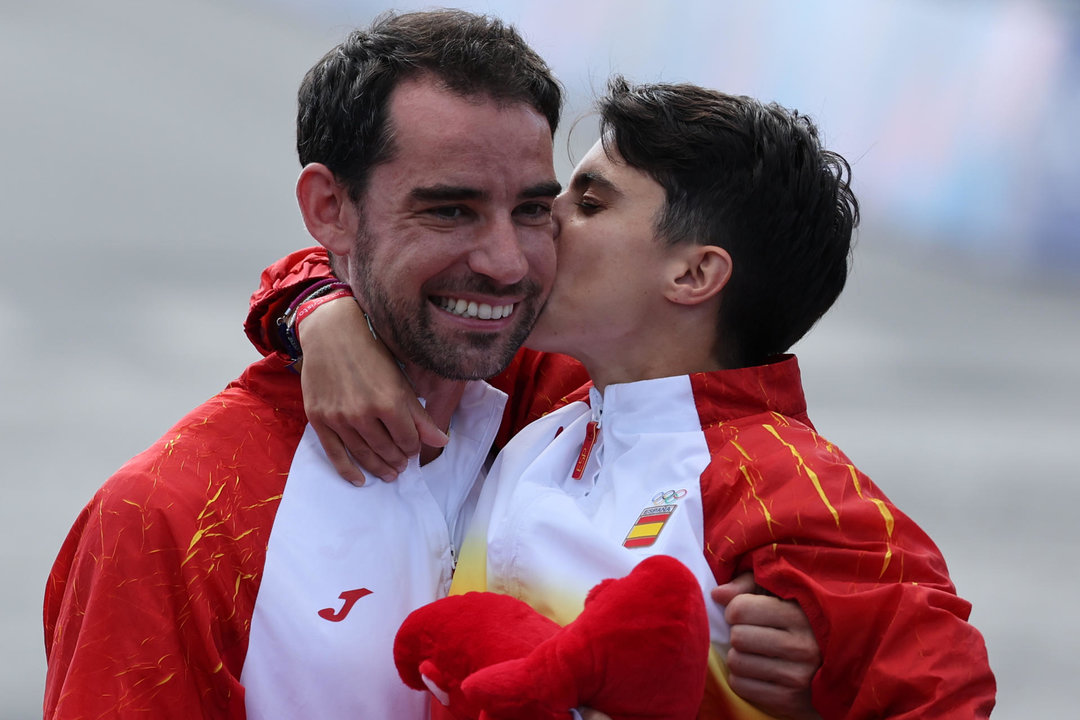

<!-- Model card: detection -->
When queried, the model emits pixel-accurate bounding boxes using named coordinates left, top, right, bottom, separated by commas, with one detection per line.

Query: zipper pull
left=572, top=420, right=599, bottom=480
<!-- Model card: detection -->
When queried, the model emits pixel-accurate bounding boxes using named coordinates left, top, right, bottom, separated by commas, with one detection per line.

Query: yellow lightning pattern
left=763, top=424, right=840, bottom=527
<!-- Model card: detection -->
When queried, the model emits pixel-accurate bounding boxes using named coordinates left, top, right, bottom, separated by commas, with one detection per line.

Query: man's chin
left=408, top=334, right=519, bottom=381
left=401, top=305, right=538, bottom=380
left=418, top=356, right=511, bottom=381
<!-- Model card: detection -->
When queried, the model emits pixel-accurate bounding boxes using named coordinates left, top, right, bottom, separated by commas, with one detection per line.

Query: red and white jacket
left=43, top=248, right=588, bottom=718
left=450, top=358, right=996, bottom=719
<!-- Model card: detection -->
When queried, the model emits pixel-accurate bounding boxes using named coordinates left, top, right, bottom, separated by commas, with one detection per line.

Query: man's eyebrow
left=410, top=185, right=484, bottom=203
left=521, top=180, right=562, bottom=199
left=409, top=181, right=561, bottom=203
left=571, top=171, right=620, bottom=196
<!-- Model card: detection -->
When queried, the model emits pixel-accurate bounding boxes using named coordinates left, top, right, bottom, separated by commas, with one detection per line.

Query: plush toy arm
left=417, top=660, right=453, bottom=707
left=394, top=591, right=561, bottom=718
left=467, top=654, right=576, bottom=720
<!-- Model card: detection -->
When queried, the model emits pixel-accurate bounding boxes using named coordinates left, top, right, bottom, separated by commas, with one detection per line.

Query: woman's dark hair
left=599, top=76, right=859, bottom=367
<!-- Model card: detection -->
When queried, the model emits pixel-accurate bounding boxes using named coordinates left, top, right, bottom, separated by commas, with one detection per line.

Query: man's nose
left=468, top=219, right=529, bottom=285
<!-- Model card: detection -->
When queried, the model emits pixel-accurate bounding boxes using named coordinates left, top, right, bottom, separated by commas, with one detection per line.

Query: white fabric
left=470, top=374, right=730, bottom=646
left=242, top=380, right=506, bottom=719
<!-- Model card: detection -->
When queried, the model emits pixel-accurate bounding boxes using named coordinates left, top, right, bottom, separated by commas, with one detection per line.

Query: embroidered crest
left=623, top=489, right=687, bottom=548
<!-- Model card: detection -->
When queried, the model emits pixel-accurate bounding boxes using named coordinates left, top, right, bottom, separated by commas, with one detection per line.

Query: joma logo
left=318, top=588, right=373, bottom=622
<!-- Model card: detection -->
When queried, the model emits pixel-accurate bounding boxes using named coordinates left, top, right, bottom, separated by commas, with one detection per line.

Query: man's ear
left=296, top=163, right=359, bottom=257
left=665, top=245, right=732, bottom=307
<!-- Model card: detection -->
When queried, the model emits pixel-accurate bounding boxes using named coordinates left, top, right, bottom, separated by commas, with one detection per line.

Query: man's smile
left=433, top=295, right=515, bottom=320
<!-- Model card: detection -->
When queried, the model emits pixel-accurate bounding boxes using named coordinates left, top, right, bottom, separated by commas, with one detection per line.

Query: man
left=45, top=11, right=570, bottom=719
left=266, top=79, right=997, bottom=717
left=44, top=10, right=815, bottom=719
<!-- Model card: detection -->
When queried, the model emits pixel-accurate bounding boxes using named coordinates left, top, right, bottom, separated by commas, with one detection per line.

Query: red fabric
left=394, top=555, right=709, bottom=720
left=244, top=246, right=590, bottom=447
left=486, top=349, right=590, bottom=450
left=43, top=355, right=306, bottom=719
left=690, top=364, right=996, bottom=719
left=395, top=592, right=561, bottom=719
left=244, top=247, right=335, bottom=357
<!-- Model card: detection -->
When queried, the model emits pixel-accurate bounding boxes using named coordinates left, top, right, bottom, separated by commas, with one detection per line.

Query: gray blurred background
left=3, top=0, right=1077, bottom=717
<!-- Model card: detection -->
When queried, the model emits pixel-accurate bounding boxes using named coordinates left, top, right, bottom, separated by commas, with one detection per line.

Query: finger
left=311, top=423, right=372, bottom=486
left=341, top=414, right=411, bottom=472
left=411, top=401, right=449, bottom=449
left=727, top=646, right=818, bottom=688
left=313, top=420, right=406, bottom=484
left=724, top=592, right=807, bottom=631
left=336, top=422, right=415, bottom=483
left=711, top=571, right=758, bottom=606
left=374, top=397, right=424, bottom=459
left=729, top=622, right=822, bottom=665
left=726, top=672, right=815, bottom=720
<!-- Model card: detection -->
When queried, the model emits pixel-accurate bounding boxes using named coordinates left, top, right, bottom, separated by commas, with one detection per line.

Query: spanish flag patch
left=623, top=505, right=676, bottom=548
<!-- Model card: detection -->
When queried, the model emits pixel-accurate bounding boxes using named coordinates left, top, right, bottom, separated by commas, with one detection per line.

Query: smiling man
left=314, top=78, right=560, bottom=383
left=295, top=69, right=561, bottom=446
left=43, top=11, right=577, bottom=719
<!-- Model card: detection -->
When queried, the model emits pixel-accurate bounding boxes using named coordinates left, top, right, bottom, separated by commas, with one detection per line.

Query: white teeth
left=437, top=296, right=514, bottom=320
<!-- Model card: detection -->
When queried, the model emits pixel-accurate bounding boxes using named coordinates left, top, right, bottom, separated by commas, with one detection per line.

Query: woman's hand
left=297, top=297, right=447, bottom=484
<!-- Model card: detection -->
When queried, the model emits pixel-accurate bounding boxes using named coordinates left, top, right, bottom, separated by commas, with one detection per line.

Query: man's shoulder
left=95, top=355, right=306, bottom=522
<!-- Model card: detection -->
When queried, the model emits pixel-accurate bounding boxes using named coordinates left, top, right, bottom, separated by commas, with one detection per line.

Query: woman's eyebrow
left=570, top=170, right=621, bottom=197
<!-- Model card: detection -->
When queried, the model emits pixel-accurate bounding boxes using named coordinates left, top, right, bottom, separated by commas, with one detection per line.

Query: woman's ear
left=296, top=163, right=359, bottom=258
left=665, top=245, right=732, bottom=307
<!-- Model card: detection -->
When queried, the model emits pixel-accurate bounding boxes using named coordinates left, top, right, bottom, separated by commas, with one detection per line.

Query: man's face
left=527, top=139, right=673, bottom=373
left=347, top=75, right=559, bottom=380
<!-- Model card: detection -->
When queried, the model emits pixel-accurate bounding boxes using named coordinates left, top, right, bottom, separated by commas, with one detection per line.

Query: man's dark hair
left=598, top=76, right=859, bottom=368
left=296, top=9, right=562, bottom=200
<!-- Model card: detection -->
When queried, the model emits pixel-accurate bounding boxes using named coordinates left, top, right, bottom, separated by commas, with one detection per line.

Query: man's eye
left=428, top=206, right=466, bottom=220
left=516, top=202, right=552, bottom=218
left=575, top=199, right=602, bottom=214
left=514, top=202, right=553, bottom=226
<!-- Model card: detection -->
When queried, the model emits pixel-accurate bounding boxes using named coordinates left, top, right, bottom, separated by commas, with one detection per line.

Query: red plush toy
left=393, top=554, right=710, bottom=720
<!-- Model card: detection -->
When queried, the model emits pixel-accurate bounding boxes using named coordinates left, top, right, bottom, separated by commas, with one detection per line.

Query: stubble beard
left=349, top=229, right=542, bottom=381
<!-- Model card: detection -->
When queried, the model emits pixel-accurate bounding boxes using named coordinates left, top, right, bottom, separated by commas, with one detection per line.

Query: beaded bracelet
left=276, top=279, right=353, bottom=361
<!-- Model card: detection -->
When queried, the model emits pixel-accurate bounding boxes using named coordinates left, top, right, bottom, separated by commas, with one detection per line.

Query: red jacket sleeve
left=701, top=420, right=996, bottom=719
left=44, top=358, right=303, bottom=719
left=244, top=246, right=335, bottom=357
left=44, top=469, right=254, bottom=718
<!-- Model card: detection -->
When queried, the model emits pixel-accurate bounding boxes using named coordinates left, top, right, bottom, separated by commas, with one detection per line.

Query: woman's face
left=526, top=139, right=677, bottom=382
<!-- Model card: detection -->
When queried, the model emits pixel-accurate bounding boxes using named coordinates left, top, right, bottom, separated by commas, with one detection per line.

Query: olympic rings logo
left=652, top=489, right=688, bottom=506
